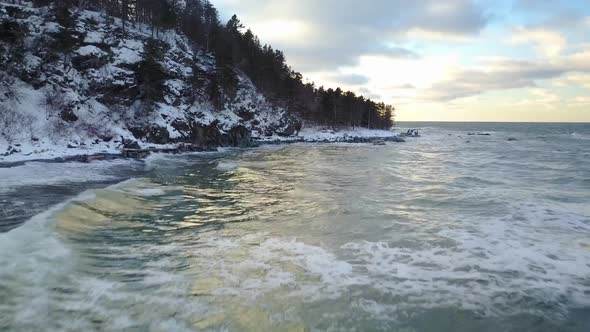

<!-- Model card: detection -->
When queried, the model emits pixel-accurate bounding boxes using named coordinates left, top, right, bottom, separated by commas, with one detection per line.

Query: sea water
left=1, top=123, right=589, bottom=331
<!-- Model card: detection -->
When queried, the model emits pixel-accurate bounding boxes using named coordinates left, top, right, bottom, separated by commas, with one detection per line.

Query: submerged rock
left=388, top=136, right=406, bottom=143
left=372, top=139, right=386, bottom=145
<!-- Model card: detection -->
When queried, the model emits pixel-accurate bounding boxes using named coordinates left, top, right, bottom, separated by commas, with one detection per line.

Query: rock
left=237, top=108, right=255, bottom=121
left=129, top=125, right=171, bottom=145
left=389, top=136, right=406, bottom=143
left=121, top=138, right=141, bottom=150
left=99, top=134, right=113, bottom=142
left=148, top=126, right=171, bottom=145
left=226, top=125, right=253, bottom=147
left=1, top=145, right=20, bottom=156
left=373, top=140, right=386, bottom=146
left=71, top=47, right=109, bottom=71
left=85, top=154, right=107, bottom=163
left=189, top=121, right=223, bottom=147
left=276, top=116, right=303, bottom=137
left=60, top=109, right=79, bottom=123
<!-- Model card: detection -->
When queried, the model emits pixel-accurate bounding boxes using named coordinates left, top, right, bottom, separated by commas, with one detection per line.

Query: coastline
left=0, top=127, right=406, bottom=167
left=0, top=129, right=406, bottom=231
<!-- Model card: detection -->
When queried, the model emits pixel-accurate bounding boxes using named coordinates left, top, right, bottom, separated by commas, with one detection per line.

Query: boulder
left=189, top=121, right=223, bottom=147
left=121, top=138, right=141, bottom=150
left=60, top=108, right=79, bottom=123
left=226, top=125, right=252, bottom=147
left=187, top=122, right=252, bottom=148
left=276, top=116, right=303, bottom=137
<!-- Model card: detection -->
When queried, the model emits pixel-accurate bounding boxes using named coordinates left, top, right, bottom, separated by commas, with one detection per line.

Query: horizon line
left=395, top=121, right=590, bottom=124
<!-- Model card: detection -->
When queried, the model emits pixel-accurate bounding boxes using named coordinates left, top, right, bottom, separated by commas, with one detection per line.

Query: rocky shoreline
left=0, top=133, right=407, bottom=168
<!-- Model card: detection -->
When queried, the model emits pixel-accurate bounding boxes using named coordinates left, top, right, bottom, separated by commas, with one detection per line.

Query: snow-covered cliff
left=0, top=2, right=299, bottom=161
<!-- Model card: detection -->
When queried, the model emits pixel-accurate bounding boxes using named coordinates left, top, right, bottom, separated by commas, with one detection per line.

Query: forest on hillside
left=25, top=0, right=396, bottom=129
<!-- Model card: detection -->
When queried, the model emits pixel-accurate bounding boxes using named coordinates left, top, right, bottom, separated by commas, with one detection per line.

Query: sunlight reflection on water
left=2, top=123, right=590, bottom=331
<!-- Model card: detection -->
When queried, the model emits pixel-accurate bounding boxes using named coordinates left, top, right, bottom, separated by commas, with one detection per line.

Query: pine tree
left=136, top=39, right=169, bottom=112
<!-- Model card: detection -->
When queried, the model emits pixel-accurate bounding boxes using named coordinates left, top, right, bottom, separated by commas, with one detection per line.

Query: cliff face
left=0, top=2, right=300, bottom=159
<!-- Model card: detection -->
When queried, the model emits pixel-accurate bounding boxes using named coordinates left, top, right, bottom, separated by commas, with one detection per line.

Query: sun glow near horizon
left=247, top=19, right=309, bottom=44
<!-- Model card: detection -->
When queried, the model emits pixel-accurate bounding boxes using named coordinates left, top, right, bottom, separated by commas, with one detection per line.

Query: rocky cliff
left=0, top=2, right=301, bottom=160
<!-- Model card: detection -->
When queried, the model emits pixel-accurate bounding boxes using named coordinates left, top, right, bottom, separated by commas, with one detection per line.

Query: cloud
left=388, top=84, right=416, bottom=90
left=419, top=58, right=567, bottom=102
left=404, top=28, right=477, bottom=43
left=409, top=48, right=590, bottom=104
left=509, top=88, right=561, bottom=109
left=553, top=73, right=590, bottom=89
left=367, top=46, right=420, bottom=59
left=513, top=0, right=589, bottom=15
left=326, top=74, right=370, bottom=86
left=212, top=0, right=489, bottom=70
left=509, top=27, right=566, bottom=57
left=213, top=1, right=590, bottom=122
left=355, top=87, right=381, bottom=100
left=567, top=96, right=590, bottom=107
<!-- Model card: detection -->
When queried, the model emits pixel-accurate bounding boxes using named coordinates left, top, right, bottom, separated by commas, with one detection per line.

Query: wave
left=0, top=190, right=95, bottom=328
left=0, top=159, right=135, bottom=194
left=340, top=202, right=590, bottom=318
left=215, top=161, right=239, bottom=171
left=0, top=177, right=208, bottom=330
left=570, top=132, right=590, bottom=140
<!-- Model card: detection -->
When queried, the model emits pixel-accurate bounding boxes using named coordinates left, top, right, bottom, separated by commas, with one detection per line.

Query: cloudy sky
left=212, top=0, right=590, bottom=122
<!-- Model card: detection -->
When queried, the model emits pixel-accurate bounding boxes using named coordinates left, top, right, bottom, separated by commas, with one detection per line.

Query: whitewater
left=1, top=122, right=589, bottom=331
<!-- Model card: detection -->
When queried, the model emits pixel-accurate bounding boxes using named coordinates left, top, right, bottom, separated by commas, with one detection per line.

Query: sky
left=211, top=0, right=590, bottom=122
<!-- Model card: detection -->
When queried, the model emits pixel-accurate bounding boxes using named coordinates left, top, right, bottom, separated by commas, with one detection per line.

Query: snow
left=0, top=2, right=399, bottom=165
left=255, top=127, right=400, bottom=144
left=43, top=21, right=61, bottom=33
left=75, top=45, right=107, bottom=57
left=83, top=31, right=104, bottom=44
left=300, top=127, right=399, bottom=141
left=112, top=45, right=143, bottom=65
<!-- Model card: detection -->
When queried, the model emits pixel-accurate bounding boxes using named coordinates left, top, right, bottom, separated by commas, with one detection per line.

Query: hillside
left=0, top=1, right=396, bottom=161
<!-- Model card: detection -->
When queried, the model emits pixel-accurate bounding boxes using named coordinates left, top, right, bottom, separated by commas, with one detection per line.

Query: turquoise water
left=1, top=123, right=589, bottom=331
